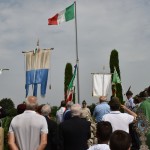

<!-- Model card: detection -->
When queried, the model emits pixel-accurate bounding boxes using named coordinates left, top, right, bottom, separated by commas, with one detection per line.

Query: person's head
left=25, top=96, right=38, bottom=111
left=41, top=104, right=51, bottom=116
left=71, top=104, right=81, bottom=117
left=82, top=100, right=87, bottom=108
left=109, top=130, right=131, bottom=150
left=17, top=103, right=26, bottom=114
left=109, top=97, right=120, bottom=111
left=66, top=101, right=74, bottom=109
left=0, top=106, right=6, bottom=118
left=96, top=121, right=112, bottom=144
left=99, top=96, right=107, bottom=103
left=36, top=104, right=45, bottom=114
left=60, top=100, right=66, bottom=107
left=139, top=90, right=148, bottom=98
left=138, top=90, right=147, bottom=102
left=133, top=95, right=140, bottom=104
left=126, top=90, right=133, bottom=99
left=146, top=86, right=150, bottom=96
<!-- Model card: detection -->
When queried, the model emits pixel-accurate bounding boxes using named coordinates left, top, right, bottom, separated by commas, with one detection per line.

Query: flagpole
left=74, top=1, right=80, bottom=104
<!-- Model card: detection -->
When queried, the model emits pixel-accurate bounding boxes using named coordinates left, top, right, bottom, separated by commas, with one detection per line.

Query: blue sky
left=0, top=0, right=150, bottom=107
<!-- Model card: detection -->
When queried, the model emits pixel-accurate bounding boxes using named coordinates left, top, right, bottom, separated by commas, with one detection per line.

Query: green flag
left=112, top=67, right=121, bottom=84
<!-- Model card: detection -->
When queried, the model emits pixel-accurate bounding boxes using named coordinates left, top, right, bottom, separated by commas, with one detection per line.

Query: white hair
left=66, top=101, right=74, bottom=109
left=71, top=104, right=81, bottom=117
left=41, top=104, right=51, bottom=116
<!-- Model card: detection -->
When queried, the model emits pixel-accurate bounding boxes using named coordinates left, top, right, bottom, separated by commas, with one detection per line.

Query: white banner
left=92, top=74, right=111, bottom=97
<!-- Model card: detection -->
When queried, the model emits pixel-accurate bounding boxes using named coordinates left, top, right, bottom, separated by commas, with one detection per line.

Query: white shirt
left=102, top=111, right=134, bottom=133
left=9, top=110, right=48, bottom=150
left=56, top=107, right=66, bottom=124
left=125, top=97, right=135, bottom=110
left=87, top=144, right=110, bottom=150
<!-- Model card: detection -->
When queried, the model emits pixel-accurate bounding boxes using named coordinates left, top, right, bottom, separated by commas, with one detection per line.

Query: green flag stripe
left=65, top=3, right=75, bottom=21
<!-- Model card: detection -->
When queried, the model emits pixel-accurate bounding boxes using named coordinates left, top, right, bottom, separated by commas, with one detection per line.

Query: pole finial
left=37, top=39, right=39, bottom=47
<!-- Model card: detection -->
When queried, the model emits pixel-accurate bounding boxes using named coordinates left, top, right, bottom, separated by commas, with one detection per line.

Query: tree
left=0, top=98, right=17, bottom=117
left=109, top=49, right=124, bottom=104
left=2, top=116, right=13, bottom=150
left=51, top=106, right=58, bottom=120
left=0, top=98, right=17, bottom=150
left=64, top=63, right=73, bottom=100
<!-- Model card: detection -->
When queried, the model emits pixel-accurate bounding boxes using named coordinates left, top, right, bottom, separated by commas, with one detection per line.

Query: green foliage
left=7, top=108, right=17, bottom=117
left=51, top=106, right=58, bottom=118
left=2, top=116, right=13, bottom=150
left=0, top=99, right=17, bottom=149
left=64, top=63, right=74, bottom=101
left=109, top=49, right=124, bottom=104
left=0, top=98, right=15, bottom=116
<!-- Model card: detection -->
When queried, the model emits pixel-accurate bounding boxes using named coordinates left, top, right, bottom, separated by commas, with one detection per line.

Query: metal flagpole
left=74, top=1, right=80, bottom=104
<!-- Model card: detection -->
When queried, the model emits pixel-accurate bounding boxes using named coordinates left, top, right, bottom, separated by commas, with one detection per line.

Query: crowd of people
left=6, top=86, right=150, bottom=150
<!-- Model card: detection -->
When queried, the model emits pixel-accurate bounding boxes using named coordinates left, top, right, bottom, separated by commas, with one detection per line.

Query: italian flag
left=48, top=3, right=75, bottom=25
left=66, top=89, right=74, bottom=103
left=65, top=64, right=77, bottom=102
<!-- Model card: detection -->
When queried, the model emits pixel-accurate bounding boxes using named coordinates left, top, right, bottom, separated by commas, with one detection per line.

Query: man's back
left=59, top=116, right=91, bottom=150
left=45, top=116, right=58, bottom=150
left=9, top=110, right=48, bottom=150
left=88, top=144, right=110, bottom=150
left=93, top=102, right=110, bottom=122
left=63, top=109, right=72, bottom=121
left=102, top=111, right=134, bottom=133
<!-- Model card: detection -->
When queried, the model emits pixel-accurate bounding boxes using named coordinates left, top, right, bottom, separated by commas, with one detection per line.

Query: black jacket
left=45, top=116, right=59, bottom=150
left=59, top=116, right=91, bottom=150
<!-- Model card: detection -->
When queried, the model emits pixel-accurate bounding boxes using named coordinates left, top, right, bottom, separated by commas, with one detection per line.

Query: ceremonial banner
left=111, top=67, right=121, bottom=96
left=25, top=49, right=50, bottom=97
left=92, top=74, right=111, bottom=97
left=112, top=67, right=121, bottom=84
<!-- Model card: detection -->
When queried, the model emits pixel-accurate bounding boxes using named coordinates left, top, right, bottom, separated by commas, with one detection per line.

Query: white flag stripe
left=57, top=9, right=66, bottom=24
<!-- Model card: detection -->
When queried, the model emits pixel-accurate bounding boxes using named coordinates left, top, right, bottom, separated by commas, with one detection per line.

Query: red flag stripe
left=66, top=90, right=73, bottom=103
left=48, top=14, right=59, bottom=25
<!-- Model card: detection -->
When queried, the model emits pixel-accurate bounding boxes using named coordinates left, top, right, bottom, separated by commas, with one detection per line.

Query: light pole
left=0, top=69, right=9, bottom=75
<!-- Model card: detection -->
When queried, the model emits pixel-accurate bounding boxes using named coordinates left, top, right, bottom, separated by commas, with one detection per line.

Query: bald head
left=99, top=96, right=107, bottom=102
left=27, top=96, right=37, bottom=103
left=25, top=96, right=38, bottom=110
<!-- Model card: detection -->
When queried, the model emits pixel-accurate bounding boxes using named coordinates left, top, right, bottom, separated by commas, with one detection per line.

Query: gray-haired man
left=8, top=96, right=48, bottom=150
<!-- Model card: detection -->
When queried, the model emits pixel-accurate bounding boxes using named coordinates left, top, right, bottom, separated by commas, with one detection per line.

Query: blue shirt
left=125, top=97, right=135, bottom=110
left=93, top=102, right=110, bottom=122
